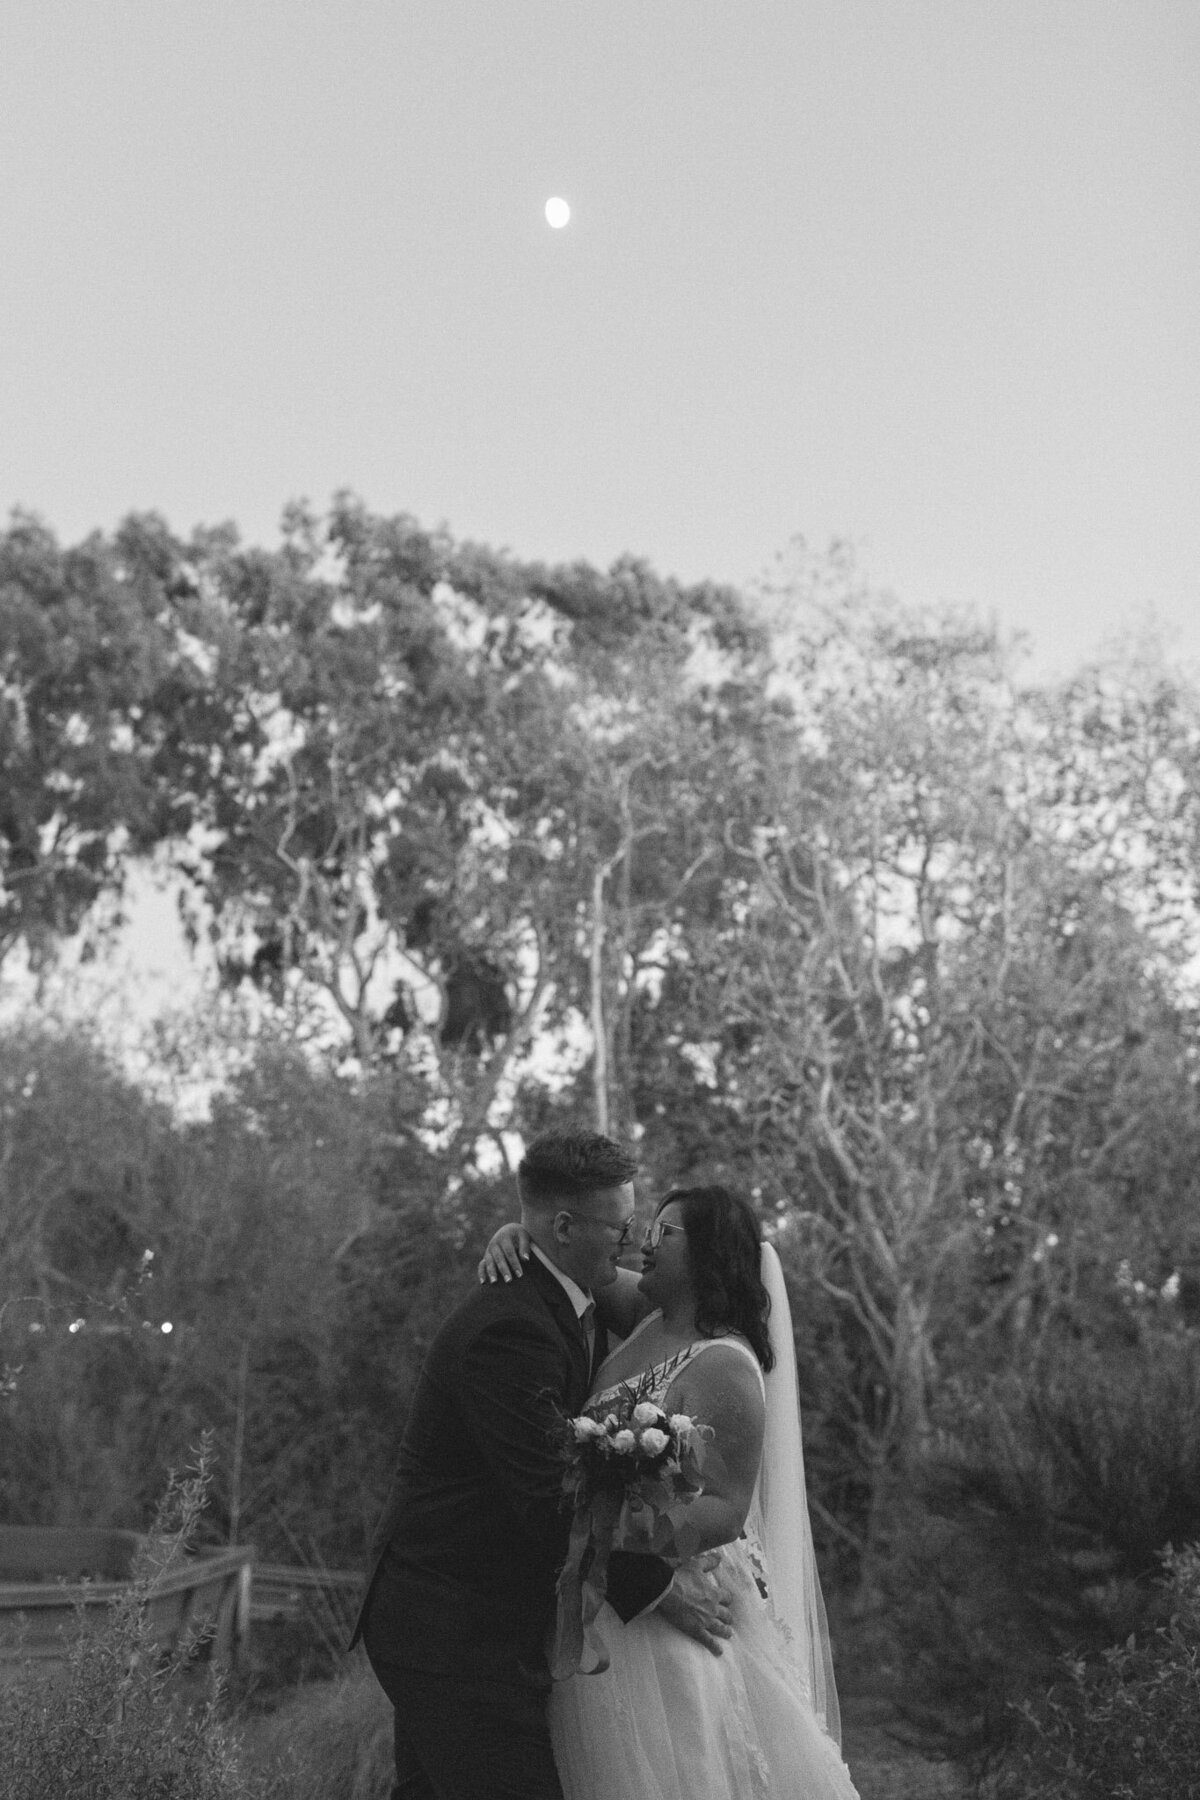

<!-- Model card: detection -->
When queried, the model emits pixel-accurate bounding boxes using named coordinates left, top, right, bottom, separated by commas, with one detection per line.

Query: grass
left=236, top=1660, right=394, bottom=1800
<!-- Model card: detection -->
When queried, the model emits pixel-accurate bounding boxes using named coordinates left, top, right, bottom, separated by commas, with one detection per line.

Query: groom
left=352, top=1128, right=732, bottom=1800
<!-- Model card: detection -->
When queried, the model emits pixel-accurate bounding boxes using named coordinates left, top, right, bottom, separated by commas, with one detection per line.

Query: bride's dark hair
left=660, top=1185, right=775, bottom=1371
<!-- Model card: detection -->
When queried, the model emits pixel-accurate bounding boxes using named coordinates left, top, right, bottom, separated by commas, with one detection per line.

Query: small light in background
left=161, top=1322, right=173, bottom=1334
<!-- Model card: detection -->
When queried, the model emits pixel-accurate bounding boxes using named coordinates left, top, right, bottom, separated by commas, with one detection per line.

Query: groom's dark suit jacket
left=351, top=1253, right=670, bottom=1681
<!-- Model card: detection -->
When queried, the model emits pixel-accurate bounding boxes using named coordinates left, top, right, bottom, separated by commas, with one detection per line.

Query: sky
left=2, top=0, right=1198, bottom=682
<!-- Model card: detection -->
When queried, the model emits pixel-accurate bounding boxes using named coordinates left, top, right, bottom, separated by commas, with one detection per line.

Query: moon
left=544, top=196, right=571, bottom=230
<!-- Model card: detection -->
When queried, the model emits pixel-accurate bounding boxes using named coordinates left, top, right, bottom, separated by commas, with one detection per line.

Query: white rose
left=632, top=1402, right=662, bottom=1428
left=572, top=1416, right=607, bottom=1442
left=611, top=1429, right=637, bottom=1453
left=639, top=1427, right=669, bottom=1456
left=669, top=1413, right=696, bottom=1442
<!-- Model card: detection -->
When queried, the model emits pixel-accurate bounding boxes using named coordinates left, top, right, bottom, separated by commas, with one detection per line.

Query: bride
left=484, top=1184, right=860, bottom=1800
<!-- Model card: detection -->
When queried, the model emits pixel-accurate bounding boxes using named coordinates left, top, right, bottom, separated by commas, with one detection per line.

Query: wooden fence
left=0, top=1525, right=253, bottom=1681
left=249, top=1560, right=361, bottom=1628
left=0, top=1526, right=365, bottom=1683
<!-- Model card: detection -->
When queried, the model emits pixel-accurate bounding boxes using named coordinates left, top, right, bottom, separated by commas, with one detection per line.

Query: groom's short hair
left=517, top=1129, right=639, bottom=1210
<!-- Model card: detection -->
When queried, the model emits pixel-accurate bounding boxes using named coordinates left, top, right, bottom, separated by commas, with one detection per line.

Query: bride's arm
left=477, top=1222, right=532, bottom=1285
left=660, top=1347, right=765, bottom=1553
left=592, top=1266, right=653, bottom=1338
left=477, top=1222, right=651, bottom=1337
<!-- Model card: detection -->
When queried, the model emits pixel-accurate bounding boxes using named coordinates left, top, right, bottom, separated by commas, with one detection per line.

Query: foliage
left=0, top=1020, right=531, bottom=1564
left=0, top=1024, right=189, bottom=1527
left=982, top=1545, right=1200, bottom=1800
left=0, top=1438, right=266, bottom=1800
left=8, top=500, right=1200, bottom=1692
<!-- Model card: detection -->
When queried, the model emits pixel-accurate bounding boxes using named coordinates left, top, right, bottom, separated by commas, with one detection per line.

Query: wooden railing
left=0, top=1526, right=367, bottom=1682
left=249, top=1560, right=361, bottom=1625
left=0, top=1526, right=253, bottom=1679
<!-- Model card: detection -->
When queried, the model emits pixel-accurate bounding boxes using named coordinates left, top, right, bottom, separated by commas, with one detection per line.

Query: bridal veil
left=754, top=1239, right=842, bottom=1748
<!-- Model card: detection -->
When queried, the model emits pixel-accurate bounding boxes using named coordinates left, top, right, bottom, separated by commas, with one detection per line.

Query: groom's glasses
left=645, top=1218, right=686, bottom=1248
left=563, top=1211, right=637, bottom=1247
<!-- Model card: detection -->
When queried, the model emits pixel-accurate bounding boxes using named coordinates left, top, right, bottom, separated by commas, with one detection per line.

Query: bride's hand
left=477, top=1221, right=531, bottom=1284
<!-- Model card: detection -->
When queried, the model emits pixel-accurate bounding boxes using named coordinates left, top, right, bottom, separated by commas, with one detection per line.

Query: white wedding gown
left=548, top=1324, right=861, bottom=1800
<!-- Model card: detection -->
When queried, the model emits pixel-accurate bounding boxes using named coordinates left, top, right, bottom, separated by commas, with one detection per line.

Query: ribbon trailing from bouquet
left=551, top=1491, right=622, bottom=1679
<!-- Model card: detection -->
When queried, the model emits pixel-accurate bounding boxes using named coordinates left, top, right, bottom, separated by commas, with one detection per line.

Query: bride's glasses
left=645, top=1218, right=686, bottom=1248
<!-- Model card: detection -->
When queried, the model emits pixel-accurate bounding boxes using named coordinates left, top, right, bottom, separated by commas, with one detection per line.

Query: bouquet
left=550, top=1368, right=710, bottom=1680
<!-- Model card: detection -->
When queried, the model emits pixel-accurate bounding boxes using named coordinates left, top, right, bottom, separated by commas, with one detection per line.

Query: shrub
left=984, top=1544, right=1200, bottom=1800
left=884, top=1334, right=1200, bottom=1750
left=1, top=1439, right=266, bottom=1800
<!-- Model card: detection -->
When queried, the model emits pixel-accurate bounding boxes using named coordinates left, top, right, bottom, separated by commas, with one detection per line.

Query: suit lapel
left=526, top=1256, right=591, bottom=1407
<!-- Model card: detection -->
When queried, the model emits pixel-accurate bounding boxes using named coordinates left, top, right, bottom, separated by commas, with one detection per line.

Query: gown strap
left=593, top=1330, right=767, bottom=1407
left=590, top=1306, right=666, bottom=1387
left=680, top=1333, right=767, bottom=1392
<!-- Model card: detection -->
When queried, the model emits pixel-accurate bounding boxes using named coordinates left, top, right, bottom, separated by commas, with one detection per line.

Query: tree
left=0, top=512, right=181, bottom=969
left=621, top=576, right=1200, bottom=1571
left=145, top=502, right=775, bottom=1195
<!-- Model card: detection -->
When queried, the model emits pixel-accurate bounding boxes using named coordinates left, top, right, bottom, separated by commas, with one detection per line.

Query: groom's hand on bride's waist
left=652, top=1556, right=734, bottom=1656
